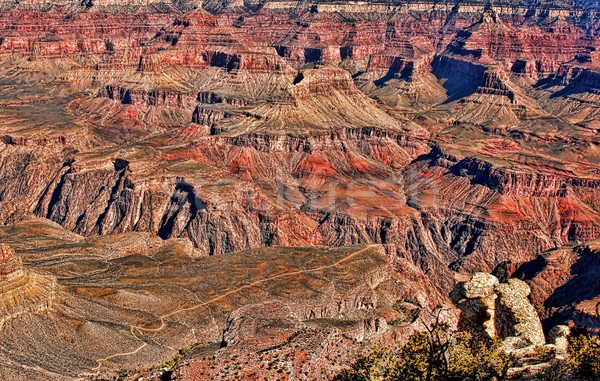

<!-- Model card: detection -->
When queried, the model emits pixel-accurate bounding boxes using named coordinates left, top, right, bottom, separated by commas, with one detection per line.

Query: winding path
left=85, top=245, right=379, bottom=375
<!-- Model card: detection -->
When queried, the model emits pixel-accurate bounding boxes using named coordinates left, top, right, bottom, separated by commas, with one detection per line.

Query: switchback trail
left=85, top=244, right=380, bottom=375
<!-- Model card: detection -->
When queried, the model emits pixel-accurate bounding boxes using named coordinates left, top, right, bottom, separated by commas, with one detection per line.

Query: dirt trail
left=85, top=245, right=379, bottom=375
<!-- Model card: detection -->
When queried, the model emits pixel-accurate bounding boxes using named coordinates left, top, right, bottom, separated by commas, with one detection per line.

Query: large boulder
left=450, top=272, right=499, bottom=339
left=451, top=272, right=545, bottom=347
left=495, top=278, right=545, bottom=346
left=548, top=325, right=570, bottom=358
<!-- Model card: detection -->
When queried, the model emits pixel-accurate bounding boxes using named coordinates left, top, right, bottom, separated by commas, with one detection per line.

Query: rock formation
left=0, top=244, right=23, bottom=281
left=450, top=272, right=500, bottom=339
left=0, top=244, right=56, bottom=328
left=548, top=324, right=570, bottom=358
left=451, top=272, right=545, bottom=347
left=450, top=272, right=579, bottom=378
left=495, top=279, right=546, bottom=347
left=0, top=1, right=598, bottom=277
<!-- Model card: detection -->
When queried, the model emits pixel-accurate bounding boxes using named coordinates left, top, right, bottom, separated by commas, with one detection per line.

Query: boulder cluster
left=451, top=272, right=569, bottom=356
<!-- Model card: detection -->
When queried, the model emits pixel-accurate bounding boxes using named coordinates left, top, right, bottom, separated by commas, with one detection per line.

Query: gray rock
left=451, top=273, right=545, bottom=347
left=450, top=272, right=499, bottom=338
left=495, top=278, right=546, bottom=346
left=548, top=325, right=570, bottom=356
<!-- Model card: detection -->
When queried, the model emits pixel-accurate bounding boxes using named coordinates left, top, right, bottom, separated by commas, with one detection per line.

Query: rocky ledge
left=0, top=244, right=57, bottom=329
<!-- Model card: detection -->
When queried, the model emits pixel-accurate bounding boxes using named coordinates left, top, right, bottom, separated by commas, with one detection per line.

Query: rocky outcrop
left=476, top=71, right=516, bottom=101
left=99, top=86, right=197, bottom=108
left=191, top=106, right=232, bottom=128
left=0, top=271, right=57, bottom=328
left=0, top=244, right=56, bottom=328
left=451, top=272, right=545, bottom=347
left=553, top=65, right=600, bottom=89
left=0, top=244, right=23, bottom=281
left=548, top=324, right=570, bottom=358
left=495, top=279, right=546, bottom=347
left=449, top=273, right=588, bottom=380
left=450, top=272, right=500, bottom=339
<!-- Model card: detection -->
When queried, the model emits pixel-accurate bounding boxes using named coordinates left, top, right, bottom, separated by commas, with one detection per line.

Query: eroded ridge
left=0, top=244, right=57, bottom=328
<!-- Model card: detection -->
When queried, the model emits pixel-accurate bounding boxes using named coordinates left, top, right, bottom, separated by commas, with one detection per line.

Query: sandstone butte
left=0, top=0, right=598, bottom=379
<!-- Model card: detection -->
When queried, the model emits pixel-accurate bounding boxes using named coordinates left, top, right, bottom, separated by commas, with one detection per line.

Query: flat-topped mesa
left=476, top=70, right=516, bottom=100
left=0, top=244, right=23, bottom=281
left=288, top=67, right=357, bottom=99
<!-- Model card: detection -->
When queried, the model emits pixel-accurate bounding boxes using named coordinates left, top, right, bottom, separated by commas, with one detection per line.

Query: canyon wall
left=0, top=0, right=598, bottom=357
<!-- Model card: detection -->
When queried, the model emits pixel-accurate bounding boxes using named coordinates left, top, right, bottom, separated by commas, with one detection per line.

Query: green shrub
left=333, top=324, right=511, bottom=381
left=448, top=331, right=511, bottom=380
left=567, top=326, right=600, bottom=380
left=333, top=348, right=402, bottom=381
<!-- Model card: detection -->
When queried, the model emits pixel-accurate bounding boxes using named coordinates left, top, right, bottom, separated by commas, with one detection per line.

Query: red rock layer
left=0, top=244, right=23, bottom=281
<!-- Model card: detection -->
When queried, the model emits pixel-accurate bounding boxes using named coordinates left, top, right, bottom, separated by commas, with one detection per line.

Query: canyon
left=0, top=0, right=599, bottom=379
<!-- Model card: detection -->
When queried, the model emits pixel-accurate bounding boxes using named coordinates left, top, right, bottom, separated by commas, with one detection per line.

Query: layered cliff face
left=0, top=244, right=22, bottom=281
left=0, top=244, right=56, bottom=329
left=0, top=0, right=598, bottom=293
left=0, top=0, right=599, bottom=378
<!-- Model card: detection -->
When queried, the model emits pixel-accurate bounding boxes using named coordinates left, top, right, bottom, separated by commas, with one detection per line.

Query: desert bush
left=541, top=359, right=571, bottom=381
left=334, top=348, right=402, bottom=381
left=333, top=323, right=511, bottom=381
left=567, top=326, right=600, bottom=380
left=448, top=331, right=511, bottom=380
left=334, top=321, right=600, bottom=381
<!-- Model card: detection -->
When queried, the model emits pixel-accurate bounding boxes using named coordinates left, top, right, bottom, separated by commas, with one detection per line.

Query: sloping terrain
left=513, top=239, right=600, bottom=330
left=0, top=218, right=444, bottom=380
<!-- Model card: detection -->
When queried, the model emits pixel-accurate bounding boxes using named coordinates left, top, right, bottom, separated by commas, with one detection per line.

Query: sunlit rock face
left=451, top=272, right=545, bottom=346
left=0, top=244, right=23, bottom=281
left=0, top=1, right=598, bottom=271
left=0, top=244, right=56, bottom=329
